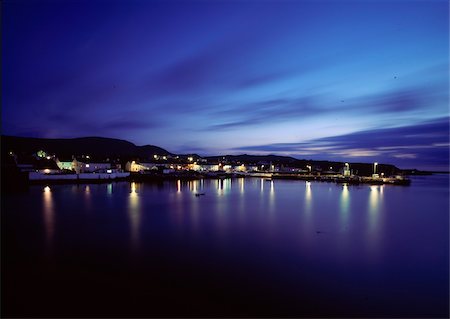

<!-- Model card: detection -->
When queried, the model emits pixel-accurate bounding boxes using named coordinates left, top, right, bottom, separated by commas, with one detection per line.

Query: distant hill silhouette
left=2, top=135, right=172, bottom=161
left=205, top=154, right=299, bottom=163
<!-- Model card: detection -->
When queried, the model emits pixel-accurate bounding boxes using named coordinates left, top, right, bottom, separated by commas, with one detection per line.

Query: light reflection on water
left=107, top=183, right=113, bottom=196
left=216, top=178, right=231, bottom=196
left=84, top=185, right=92, bottom=211
left=42, top=186, right=54, bottom=250
left=128, top=182, right=141, bottom=252
left=301, top=181, right=313, bottom=246
left=304, top=181, right=312, bottom=215
left=36, top=178, right=442, bottom=266
left=268, top=180, right=276, bottom=216
left=367, top=185, right=383, bottom=259
left=237, top=178, right=246, bottom=226
left=340, top=184, right=350, bottom=229
left=6, top=176, right=448, bottom=317
left=239, top=177, right=244, bottom=194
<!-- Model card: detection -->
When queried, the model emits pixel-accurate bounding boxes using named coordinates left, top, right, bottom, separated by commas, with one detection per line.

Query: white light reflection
left=177, top=179, right=181, bottom=193
left=305, top=181, right=312, bottom=199
left=217, top=178, right=230, bottom=195
left=369, top=185, right=380, bottom=215
left=217, top=179, right=223, bottom=195
left=224, top=179, right=231, bottom=194
left=128, top=182, right=141, bottom=252
left=300, top=181, right=314, bottom=247
left=367, top=185, right=384, bottom=260
left=238, top=178, right=246, bottom=226
left=269, top=180, right=275, bottom=206
left=304, top=181, right=312, bottom=215
left=260, top=178, right=264, bottom=193
left=43, top=186, right=54, bottom=251
left=340, top=183, right=350, bottom=229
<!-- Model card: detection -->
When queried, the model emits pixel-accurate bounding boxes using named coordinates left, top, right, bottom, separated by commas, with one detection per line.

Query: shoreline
left=23, top=171, right=411, bottom=186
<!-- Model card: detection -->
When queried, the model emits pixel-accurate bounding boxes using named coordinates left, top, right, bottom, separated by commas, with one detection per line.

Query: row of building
left=9, top=149, right=361, bottom=176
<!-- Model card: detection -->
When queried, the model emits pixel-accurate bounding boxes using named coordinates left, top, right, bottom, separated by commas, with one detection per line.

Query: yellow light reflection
left=192, top=179, right=199, bottom=192
left=239, top=178, right=244, bottom=194
left=177, top=179, right=181, bottom=193
left=43, top=186, right=54, bottom=249
left=367, top=185, right=383, bottom=259
left=85, top=185, right=90, bottom=194
left=128, top=182, right=141, bottom=252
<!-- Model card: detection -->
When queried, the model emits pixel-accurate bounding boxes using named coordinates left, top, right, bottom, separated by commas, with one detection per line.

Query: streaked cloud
left=233, top=117, right=449, bottom=170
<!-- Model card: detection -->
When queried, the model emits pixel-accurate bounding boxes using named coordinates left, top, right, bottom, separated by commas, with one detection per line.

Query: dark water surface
left=2, top=176, right=449, bottom=317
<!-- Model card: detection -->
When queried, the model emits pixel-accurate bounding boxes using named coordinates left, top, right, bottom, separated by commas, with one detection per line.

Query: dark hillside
left=2, top=136, right=171, bottom=160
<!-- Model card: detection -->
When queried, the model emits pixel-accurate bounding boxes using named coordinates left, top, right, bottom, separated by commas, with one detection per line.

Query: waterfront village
left=6, top=149, right=410, bottom=186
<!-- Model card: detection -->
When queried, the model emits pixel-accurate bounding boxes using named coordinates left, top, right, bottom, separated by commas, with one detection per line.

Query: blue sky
left=2, top=0, right=449, bottom=170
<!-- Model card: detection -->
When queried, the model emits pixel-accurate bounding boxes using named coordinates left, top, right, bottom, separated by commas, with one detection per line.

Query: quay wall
left=29, top=172, right=130, bottom=181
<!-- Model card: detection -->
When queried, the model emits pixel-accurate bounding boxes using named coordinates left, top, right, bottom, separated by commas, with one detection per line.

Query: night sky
left=2, top=0, right=449, bottom=170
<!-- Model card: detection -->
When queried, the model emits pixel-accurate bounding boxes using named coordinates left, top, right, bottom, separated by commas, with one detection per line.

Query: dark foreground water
left=2, top=176, right=449, bottom=317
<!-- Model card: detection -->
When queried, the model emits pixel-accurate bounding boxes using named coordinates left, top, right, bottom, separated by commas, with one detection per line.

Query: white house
left=73, top=159, right=111, bottom=174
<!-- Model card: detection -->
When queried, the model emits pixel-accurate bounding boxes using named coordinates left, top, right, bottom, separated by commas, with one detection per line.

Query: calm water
left=2, top=176, right=449, bottom=317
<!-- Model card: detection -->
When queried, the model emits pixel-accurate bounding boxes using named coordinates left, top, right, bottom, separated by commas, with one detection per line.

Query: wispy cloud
left=233, top=117, right=449, bottom=169
left=204, top=83, right=446, bottom=131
